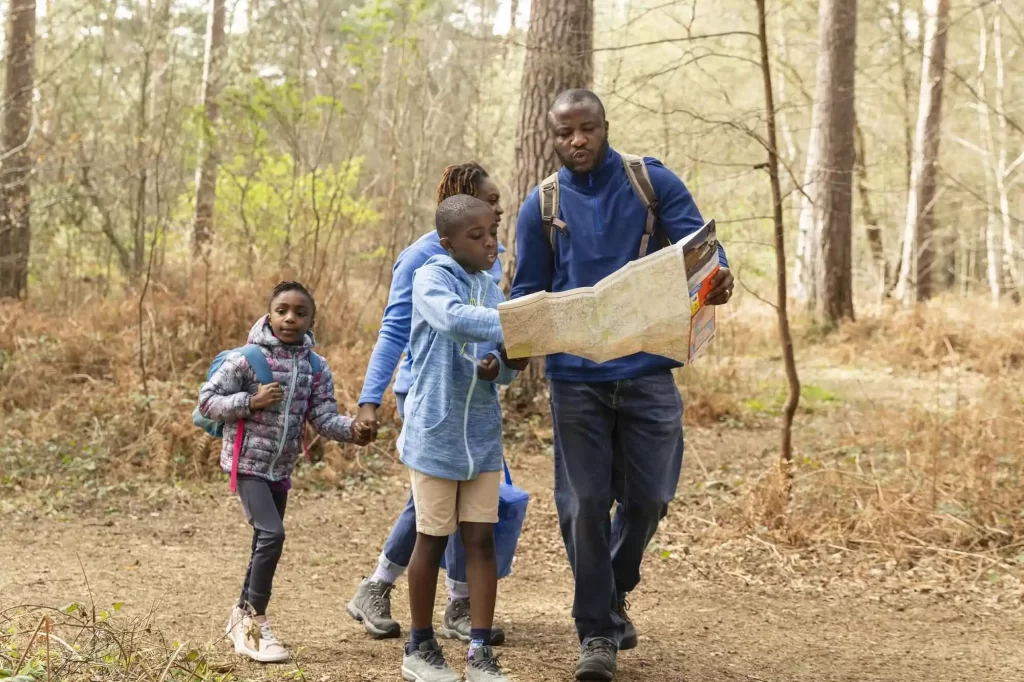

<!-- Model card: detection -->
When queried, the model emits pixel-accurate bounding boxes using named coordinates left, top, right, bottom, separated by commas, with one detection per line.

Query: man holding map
left=509, top=89, right=733, bottom=681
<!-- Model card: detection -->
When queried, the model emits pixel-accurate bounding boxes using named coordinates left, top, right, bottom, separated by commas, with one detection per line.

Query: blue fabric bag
left=440, top=459, right=529, bottom=579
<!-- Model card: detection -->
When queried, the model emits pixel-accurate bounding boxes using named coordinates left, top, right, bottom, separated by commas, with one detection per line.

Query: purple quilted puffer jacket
left=198, top=315, right=354, bottom=482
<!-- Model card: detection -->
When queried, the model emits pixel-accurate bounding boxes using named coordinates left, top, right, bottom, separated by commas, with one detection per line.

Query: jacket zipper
left=589, top=173, right=602, bottom=234
left=268, top=349, right=299, bottom=477
left=461, top=275, right=484, bottom=480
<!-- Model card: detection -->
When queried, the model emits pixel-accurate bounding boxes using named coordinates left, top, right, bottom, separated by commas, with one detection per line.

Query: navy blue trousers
left=550, top=371, right=684, bottom=642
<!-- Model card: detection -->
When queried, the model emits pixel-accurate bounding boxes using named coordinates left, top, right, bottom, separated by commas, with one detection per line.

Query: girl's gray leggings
left=236, top=476, right=288, bottom=615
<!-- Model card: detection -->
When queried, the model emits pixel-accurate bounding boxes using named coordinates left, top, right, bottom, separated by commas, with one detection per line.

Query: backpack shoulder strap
left=238, top=345, right=273, bottom=385
left=538, top=172, right=566, bottom=252
left=307, top=351, right=323, bottom=375
left=620, top=154, right=662, bottom=257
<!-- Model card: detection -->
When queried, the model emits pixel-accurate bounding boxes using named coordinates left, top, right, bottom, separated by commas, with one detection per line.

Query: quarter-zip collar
left=559, top=145, right=619, bottom=195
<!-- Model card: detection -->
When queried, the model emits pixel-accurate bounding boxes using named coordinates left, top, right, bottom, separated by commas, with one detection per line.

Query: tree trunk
left=502, top=0, right=593, bottom=287
left=0, top=0, right=37, bottom=300
left=503, top=0, right=593, bottom=387
left=756, top=0, right=800, bottom=495
left=794, top=0, right=857, bottom=325
left=975, top=7, right=1001, bottom=304
left=854, top=120, right=886, bottom=299
left=191, top=0, right=226, bottom=259
left=895, top=0, right=950, bottom=304
left=991, top=5, right=1020, bottom=300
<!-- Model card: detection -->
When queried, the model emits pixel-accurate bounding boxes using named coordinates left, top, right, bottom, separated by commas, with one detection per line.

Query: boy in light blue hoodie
left=398, top=195, right=526, bottom=682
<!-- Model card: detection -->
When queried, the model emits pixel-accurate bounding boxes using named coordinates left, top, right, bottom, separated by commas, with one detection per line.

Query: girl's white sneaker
left=226, top=607, right=290, bottom=663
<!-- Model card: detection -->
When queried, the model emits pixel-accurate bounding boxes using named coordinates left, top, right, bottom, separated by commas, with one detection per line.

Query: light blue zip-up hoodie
left=357, top=231, right=504, bottom=407
left=397, top=254, right=518, bottom=481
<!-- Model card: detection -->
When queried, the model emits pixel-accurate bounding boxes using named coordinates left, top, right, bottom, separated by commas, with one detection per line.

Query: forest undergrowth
left=2, top=277, right=1023, bottom=589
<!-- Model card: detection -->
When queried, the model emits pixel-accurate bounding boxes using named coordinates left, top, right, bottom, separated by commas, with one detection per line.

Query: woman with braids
left=198, top=281, right=372, bottom=663
left=347, top=162, right=511, bottom=646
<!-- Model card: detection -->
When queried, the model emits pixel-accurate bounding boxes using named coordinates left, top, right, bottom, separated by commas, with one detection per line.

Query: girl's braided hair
left=269, top=281, right=316, bottom=318
left=436, top=161, right=490, bottom=205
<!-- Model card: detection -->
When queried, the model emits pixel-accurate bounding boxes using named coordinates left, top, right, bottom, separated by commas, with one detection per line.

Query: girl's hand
left=250, top=382, right=284, bottom=410
left=477, top=355, right=500, bottom=381
left=351, top=421, right=373, bottom=446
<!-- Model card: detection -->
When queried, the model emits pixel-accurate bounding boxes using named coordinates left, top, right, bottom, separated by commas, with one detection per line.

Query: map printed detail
left=498, top=220, right=720, bottom=365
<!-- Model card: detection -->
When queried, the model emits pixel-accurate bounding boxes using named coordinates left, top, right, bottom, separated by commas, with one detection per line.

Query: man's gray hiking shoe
left=575, top=637, right=617, bottom=681
left=347, top=578, right=400, bottom=639
left=614, top=595, right=637, bottom=650
left=437, top=598, right=506, bottom=646
left=466, top=645, right=509, bottom=682
left=401, top=639, right=461, bottom=682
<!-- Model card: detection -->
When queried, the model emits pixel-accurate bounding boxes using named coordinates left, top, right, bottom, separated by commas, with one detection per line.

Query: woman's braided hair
left=436, top=162, right=490, bottom=205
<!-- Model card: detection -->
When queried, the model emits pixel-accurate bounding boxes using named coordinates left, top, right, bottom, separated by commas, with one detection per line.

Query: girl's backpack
left=192, top=345, right=274, bottom=437
left=191, top=344, right=322, bottom=492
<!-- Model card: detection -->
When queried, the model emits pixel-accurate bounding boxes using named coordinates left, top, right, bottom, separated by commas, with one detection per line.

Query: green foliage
left=741, top=382, right=839, bottom=416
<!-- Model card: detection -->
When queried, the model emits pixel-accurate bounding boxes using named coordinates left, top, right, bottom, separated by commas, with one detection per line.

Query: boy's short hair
left=435, top=194, right=492, bottom=239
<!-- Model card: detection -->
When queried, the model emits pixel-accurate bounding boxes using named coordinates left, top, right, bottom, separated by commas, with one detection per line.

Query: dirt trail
left=3, top=444, right=1022, bottom=682
left=2, top=359, right=1019, bottom=681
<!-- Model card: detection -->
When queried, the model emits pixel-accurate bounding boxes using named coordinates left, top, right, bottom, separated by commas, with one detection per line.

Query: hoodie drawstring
left=462, top=275, right=481, bottom=480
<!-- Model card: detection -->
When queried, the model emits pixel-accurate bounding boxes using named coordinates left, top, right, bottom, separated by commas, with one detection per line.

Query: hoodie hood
left=421, top=254, right=492, bottom=289
left=247, top=314, right=316, bottom=349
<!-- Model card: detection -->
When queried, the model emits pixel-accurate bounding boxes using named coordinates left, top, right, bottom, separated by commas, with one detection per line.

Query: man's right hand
left=355, top=403, right=380, bottom=442
left=250, top=382, right=284, bottom=410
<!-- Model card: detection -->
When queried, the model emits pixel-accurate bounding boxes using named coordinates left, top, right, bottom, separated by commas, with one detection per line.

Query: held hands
left=353, top=404, right=380, bottom=445
left=250, top=382, right=284, bottom=410
left=705, top=267, right=735, bottom=306
left=350, top=421, right=374, bottom=446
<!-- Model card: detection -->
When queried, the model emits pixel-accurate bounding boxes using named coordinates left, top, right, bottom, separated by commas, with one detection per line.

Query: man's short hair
left=549, top=89, right=606, bottom=120
left=435, top=194, right=491, bottom=238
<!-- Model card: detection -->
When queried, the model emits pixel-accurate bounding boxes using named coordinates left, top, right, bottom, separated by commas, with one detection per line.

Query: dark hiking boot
left=614, top=595, right=637, bottom=650
left=575, top=637, right=617, bottom=681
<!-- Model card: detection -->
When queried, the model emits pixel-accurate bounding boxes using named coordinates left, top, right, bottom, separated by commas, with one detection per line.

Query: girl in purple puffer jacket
left=198, top=281, right=371, bottom=663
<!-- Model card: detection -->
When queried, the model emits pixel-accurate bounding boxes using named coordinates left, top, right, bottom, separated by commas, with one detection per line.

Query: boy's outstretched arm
left=412, top=266, right=504, bottom=346
left=308, top=363, right=367, bottom=445
left=198, top=354, right=255, bottom=422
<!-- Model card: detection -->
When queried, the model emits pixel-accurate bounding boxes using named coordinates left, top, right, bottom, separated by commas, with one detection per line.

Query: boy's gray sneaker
left=402, top=639, right=461, bottom=682
left=347, top=578, right=401, bottom=639
left=438, top=598, right=506, bottom=646
left=466, top=645, right=508, bottom=682
left=575, top=637, right=617, bottom=681
left=614, top=595, right=637, bottom=650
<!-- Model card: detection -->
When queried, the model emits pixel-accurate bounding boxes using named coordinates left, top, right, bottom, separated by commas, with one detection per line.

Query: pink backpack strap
left=229, top=419, right=245, bottom=493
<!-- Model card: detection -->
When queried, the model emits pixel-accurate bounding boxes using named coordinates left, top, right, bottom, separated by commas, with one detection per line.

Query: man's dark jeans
left=550, top=370, right=684, bottom=643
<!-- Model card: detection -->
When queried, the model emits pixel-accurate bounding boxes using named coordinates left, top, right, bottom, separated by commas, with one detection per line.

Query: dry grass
left=2, top=284, right=1023, bottom=580
left=0, top=603, right=233, bottom=682
left=0, top=275, right=390, bottom=492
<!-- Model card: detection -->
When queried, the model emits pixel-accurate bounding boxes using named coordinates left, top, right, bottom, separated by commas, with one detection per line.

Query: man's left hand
left=705, top=267, right=735, bottom=306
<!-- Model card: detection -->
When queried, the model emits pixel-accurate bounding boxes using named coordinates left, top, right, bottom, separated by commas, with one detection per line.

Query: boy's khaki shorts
left=410, top=469, right=501, bottom=536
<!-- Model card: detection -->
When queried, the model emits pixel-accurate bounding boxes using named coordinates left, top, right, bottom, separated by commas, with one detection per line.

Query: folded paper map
left=498, top=219, right=720, bottom=365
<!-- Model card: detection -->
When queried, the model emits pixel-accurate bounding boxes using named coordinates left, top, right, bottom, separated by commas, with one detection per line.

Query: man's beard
left=557, top=137, right=610, bottom=174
